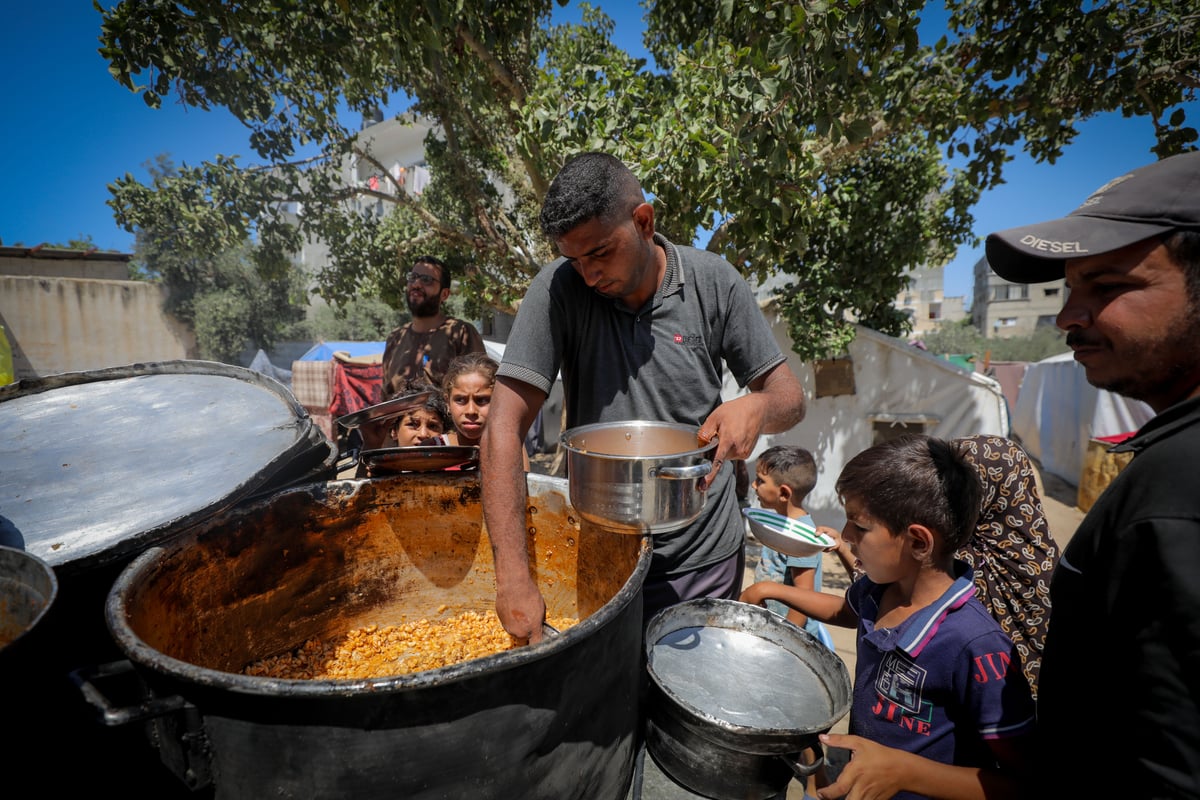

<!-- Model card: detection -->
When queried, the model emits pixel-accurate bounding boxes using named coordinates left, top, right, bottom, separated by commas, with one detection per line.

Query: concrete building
left=894, top=264, right=968, bottom=336
left=970, top=255, right=1066, bottom=338
left=280, top=113, right=438, bottom=294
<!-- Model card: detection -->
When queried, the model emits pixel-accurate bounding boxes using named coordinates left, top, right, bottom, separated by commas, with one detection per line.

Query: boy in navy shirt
left=744, top=434, right=1036, bottom=799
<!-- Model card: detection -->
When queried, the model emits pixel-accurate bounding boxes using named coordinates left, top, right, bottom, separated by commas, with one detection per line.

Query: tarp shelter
left=725, top=324, right=1011, bottom=529
left=298, top=341, right=387, bottom=361
left=1009, top=350, right=1154, bottom=490
left=291, top=342, right=387, bottom=442
left=247, top=349, right=292, bottom=385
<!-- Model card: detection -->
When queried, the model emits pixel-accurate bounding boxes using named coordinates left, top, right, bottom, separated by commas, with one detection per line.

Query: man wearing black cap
left=985, top=150, right=1200, bottom=798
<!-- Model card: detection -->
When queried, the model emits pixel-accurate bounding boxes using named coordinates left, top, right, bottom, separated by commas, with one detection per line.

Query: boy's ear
left=906, top=524, right=937, bottom=561
left=778, top=484, right=793, bottom=503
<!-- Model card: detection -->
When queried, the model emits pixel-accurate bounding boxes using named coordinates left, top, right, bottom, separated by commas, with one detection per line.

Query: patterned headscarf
left=954, top=434, right=1060, bottom=698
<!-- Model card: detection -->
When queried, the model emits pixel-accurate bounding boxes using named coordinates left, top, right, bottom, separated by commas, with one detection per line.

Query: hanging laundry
left=412, top=165, right=432, bottom=196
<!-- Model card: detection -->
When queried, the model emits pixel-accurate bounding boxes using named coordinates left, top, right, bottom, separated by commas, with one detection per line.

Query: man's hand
left=482, top=376, right=550, bottom=644
left=696, top=362, right=805, bottom=491
left=495, top=573, right=547, bottom=645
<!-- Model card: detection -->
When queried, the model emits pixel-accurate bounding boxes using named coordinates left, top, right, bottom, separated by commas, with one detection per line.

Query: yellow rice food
left=244, top=610, right=578, bottom=680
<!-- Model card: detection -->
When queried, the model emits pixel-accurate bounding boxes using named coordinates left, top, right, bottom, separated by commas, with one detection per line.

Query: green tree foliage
left=128, top=155, right=310, bottom=361
left=99, top=0, right=1198, bottom=360
left=298, top=296, right=410, bottom=342
left=920, top=319, right=1070, bottom=364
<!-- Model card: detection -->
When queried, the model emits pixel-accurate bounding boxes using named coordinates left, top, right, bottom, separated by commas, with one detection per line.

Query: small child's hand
left=739, top=582, right=772, bottom=607
left=817, top=525, right=842, bottom=553
left=816, top=733, right=916, bottom=800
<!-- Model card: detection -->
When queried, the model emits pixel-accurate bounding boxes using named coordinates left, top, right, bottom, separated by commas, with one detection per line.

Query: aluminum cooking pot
left=0, top=545, right=58, bottom=657
left=561, top=421, right=716, bottom=534
left=644, top=598, right=852, bottom=800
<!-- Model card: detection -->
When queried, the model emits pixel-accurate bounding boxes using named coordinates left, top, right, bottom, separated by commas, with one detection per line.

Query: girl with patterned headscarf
left=953, top=434, right=1060, bottom=697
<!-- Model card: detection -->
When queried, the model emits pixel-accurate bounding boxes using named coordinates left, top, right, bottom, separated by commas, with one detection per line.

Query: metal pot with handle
left=644, top=598, right=852, bottom=800
left=561, top=420, right=715, bottom=534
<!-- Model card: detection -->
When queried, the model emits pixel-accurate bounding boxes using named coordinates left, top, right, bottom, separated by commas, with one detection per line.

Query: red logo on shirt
left=674, top=334, right=683, bottom=344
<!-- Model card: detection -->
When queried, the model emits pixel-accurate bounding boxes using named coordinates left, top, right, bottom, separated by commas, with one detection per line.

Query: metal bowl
left=0, top=545, right=58, bottom=656
left=742, top=508, right=833, bottom=558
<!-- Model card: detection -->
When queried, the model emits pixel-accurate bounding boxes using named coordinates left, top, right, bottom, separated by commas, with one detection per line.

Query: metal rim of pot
left=645, top=598, right=852, bottom=742
left=104, top=478, right=652, bottom=698
left=559, top=420, right=717, bottom=534
left=0, top=544, right=59, bottom=654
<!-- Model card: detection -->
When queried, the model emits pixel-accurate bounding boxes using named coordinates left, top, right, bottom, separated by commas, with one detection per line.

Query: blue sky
left=2, top=2, right=1193, bottom=304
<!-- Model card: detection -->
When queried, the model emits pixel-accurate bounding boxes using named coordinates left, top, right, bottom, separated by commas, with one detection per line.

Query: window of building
left=928, top=302, right=941, bottom=320
left=869, top=415, right=938, bottom=445
left=993, top=284, right=1029, bottom=301
left=996, top=317, right=1018, bottom=328
left=1044, top=287, right=1060, bottom=297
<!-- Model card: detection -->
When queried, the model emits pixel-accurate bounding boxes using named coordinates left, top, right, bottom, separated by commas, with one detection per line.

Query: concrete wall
left=1, top=274, right=195, bottom=380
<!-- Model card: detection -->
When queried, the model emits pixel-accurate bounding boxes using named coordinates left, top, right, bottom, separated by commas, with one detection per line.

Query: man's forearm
left=482, top=452, right=532, bottom=584
left=757, top=362, right=806, bottom=434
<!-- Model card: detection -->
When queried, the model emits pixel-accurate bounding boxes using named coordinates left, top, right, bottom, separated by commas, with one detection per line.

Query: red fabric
left=1097, top=432, right=1136, bottom=445
left=329, top=359, right=382, bottom=419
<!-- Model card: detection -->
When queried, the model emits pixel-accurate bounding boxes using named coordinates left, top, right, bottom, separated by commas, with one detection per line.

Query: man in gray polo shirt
left=481, top=152, right=806, bottom=644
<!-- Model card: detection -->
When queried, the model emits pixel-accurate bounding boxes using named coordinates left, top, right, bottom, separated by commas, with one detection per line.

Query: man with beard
left=985, top=150, right=1200, bottom=800
left=367, top=256, right=484, bottom=451
left=381, top=255, right=485, bottom=401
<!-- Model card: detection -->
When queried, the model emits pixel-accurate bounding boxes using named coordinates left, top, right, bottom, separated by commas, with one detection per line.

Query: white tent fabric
left=1010, top=351, right=1154, bottom=488
left=728, top=324, right=1011, bottom=530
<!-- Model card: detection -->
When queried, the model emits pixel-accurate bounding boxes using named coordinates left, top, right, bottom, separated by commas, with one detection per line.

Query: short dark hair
left=755, top=446, right=817, bottom=500
left=539, top=152, right=645, bottom=240
left=413, top=255, right=451, bottom=289
left=835, top=434, right=981, bottom=555
left=1164, top=230, right=1200, bottom=308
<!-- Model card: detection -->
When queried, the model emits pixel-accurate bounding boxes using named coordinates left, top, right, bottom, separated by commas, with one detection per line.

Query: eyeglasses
left=405, top=271, right=440, bottom=287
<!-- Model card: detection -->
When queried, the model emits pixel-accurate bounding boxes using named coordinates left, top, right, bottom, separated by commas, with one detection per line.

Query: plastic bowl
left=742, top=508, right=834, bottom=558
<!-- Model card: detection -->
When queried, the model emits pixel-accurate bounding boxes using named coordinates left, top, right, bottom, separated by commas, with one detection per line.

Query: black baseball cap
left=985, top=150, right=1200, bottom=284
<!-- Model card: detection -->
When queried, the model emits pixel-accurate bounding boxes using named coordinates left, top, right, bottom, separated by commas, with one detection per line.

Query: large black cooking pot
left=644, top=599, right=852, bottom=800
left=92, top=471, right=651, bottom=800
left=0, top=361, right=336, bottom=793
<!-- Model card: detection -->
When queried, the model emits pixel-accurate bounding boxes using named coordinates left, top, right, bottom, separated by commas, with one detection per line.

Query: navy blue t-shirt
left=846, top=562, right=1035, bottom=797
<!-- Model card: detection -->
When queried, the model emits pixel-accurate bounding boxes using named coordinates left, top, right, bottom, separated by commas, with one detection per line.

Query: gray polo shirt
left=499, top=233, right=785, bottom=576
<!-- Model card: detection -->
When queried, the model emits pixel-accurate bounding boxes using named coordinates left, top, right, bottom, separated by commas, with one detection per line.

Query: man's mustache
left=1065, top=332, right=1103, bottom=349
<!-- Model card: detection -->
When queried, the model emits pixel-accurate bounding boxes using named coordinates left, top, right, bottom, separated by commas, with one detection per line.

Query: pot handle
left=70, top=659, right=190, bottom=726
left=652, top=462, right=713, bottom=480
left=335, top=445, right=361, bottom=474
left=780, top=743, right=825, bottom=780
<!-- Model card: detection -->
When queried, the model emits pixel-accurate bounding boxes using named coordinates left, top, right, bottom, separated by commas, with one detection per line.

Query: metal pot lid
left=334, top=389, right=435, bottom=430
left=360, top=445, right=479, bottom=474
left=0, top=361, right=325, bottom=575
